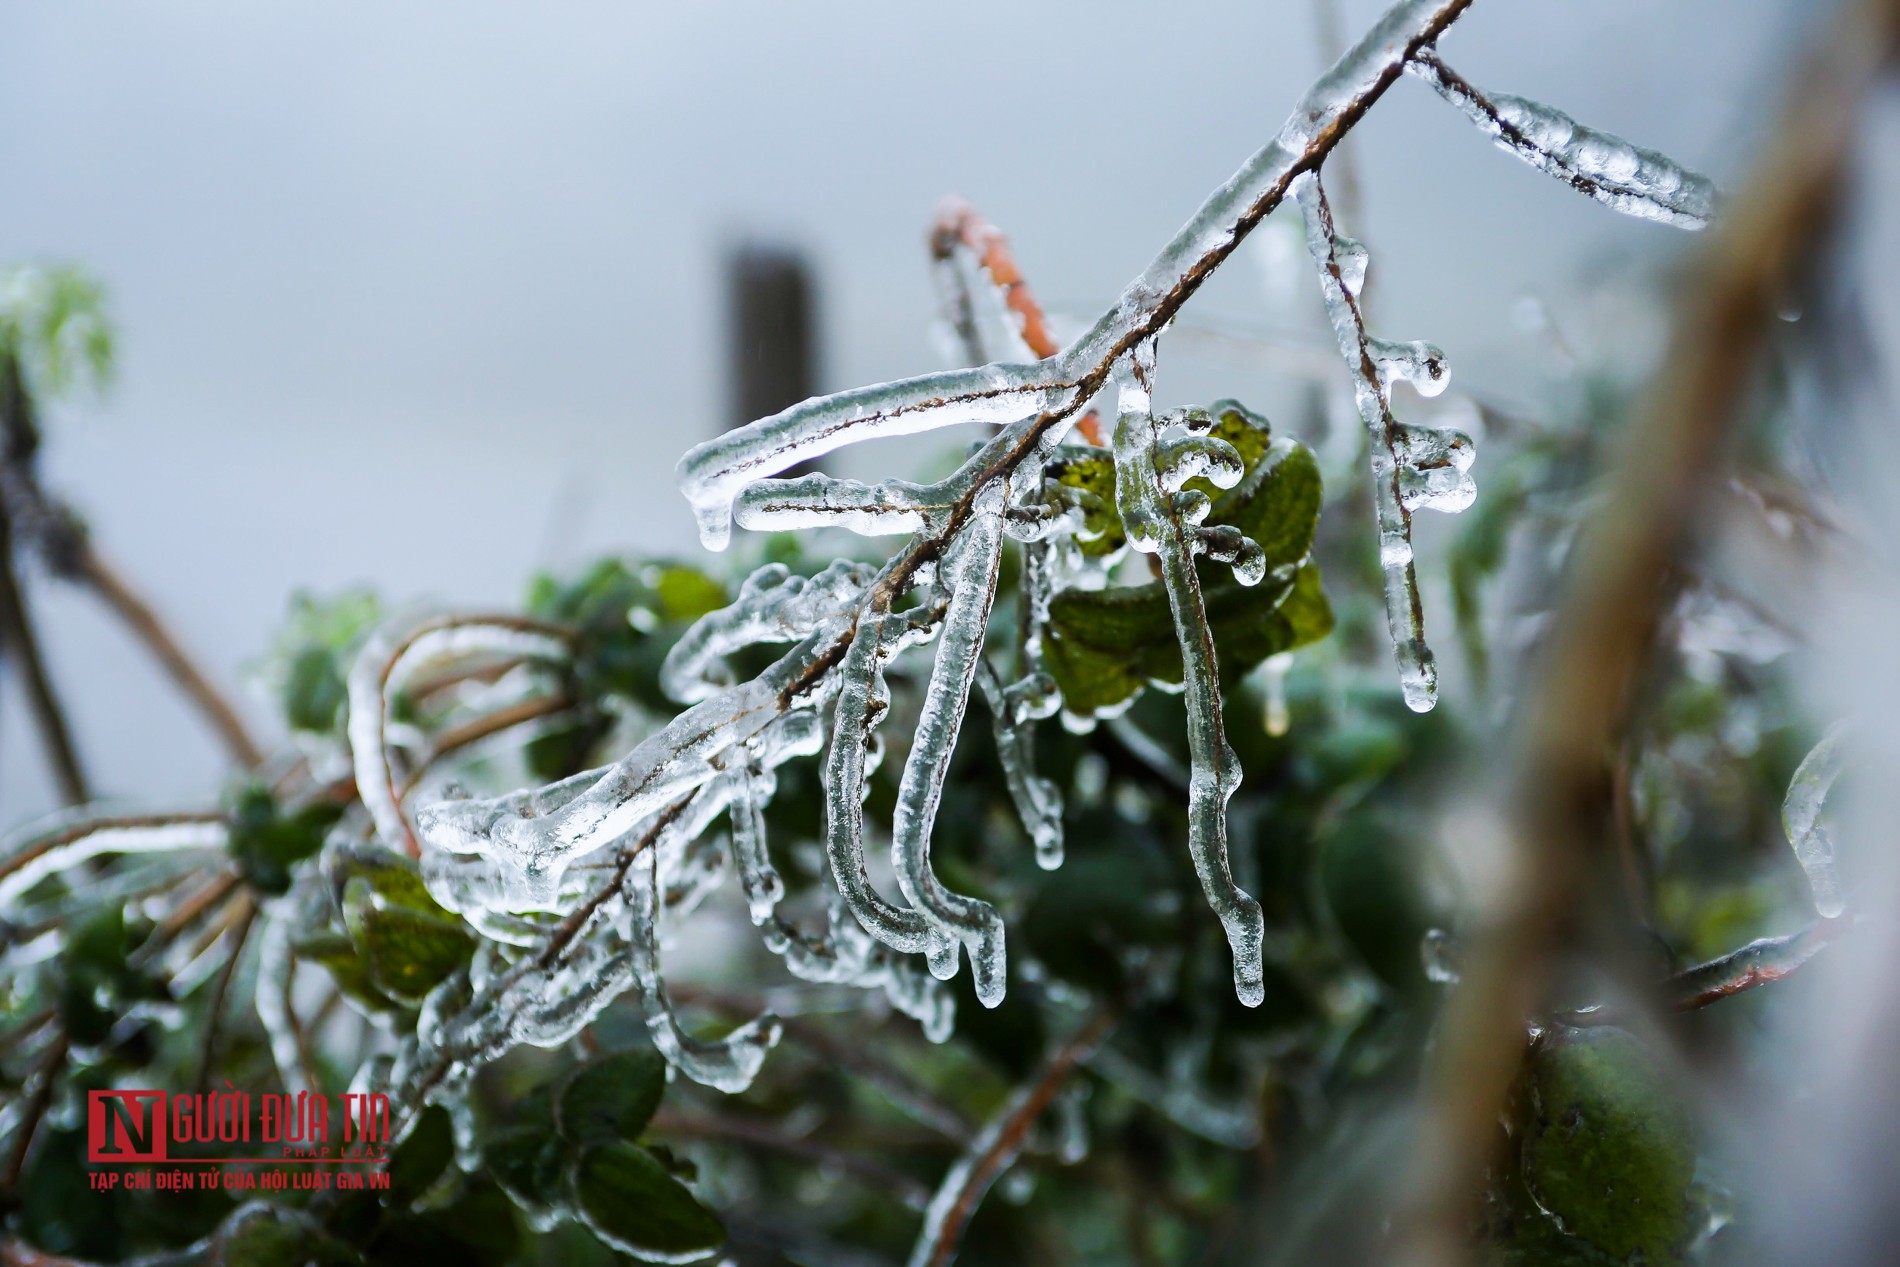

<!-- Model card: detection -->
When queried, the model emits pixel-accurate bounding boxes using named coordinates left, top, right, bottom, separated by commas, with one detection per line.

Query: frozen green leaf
left=557, top=1048, right=667, bottom=1147
left=571, top=1142, right=725, bottom=1263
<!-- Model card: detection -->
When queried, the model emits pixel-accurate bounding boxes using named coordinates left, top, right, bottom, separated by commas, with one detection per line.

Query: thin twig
left=651, top=1106, right=935, bottom=1209
left=911, top=1004, right=1117, bottom=1267
left=929, top=198, right=1105, bottom=446
left=1, top=1032, right=67, bottom=1192
left=0, top=507, right=87, bottom=806
left=1666, top=919, right=1842, bottom=1011
left=194, top=898, right=259, bottom=1093
left=1401, top=1, right=1900, bottom=1262
left=72, top=546, right=264, bottom=769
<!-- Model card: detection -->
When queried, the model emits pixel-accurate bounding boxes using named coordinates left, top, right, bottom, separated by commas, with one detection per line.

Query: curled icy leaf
left=1782, top=722, right=1849, bottom=918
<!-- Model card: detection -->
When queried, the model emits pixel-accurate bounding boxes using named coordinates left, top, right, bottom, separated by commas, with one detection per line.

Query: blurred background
left=0, top=0, right=1820, bottom=822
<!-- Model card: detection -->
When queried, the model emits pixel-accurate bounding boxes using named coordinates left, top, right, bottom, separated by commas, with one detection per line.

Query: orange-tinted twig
left=930, top=197, right=1105, bottom=446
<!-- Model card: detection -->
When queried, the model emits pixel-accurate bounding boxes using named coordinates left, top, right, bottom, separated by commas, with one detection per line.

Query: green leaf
left=1519, top=1025, right=1696, bottom=1264
left=284, top=645, right=348, bottom=734
left=341, top=877, right=474, bottom=1004
left=227, top=784, right=341, bottom=896
left=1042, top=415, right=1332, bottom=718
left=1048, top=451, right=1125, bottom=557
left=388, top=1104, right=456, bottom=1204
left=293, top=930, right=398, bottom=1013
left=216, top=1203, right=360, bottom=1267
left=329, top=842, right=455, bottom=916
left=571, top=1141, right=725, bottom=1263
left=653, top=565, right=728, bottom=624
left=485, top=1127, right=569, bottom=1218
left=557, top=1048, right=668, bottom=1147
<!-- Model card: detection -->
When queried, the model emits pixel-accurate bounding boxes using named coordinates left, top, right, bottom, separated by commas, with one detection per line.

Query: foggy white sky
left=0, top=0, right=1804, bottom=820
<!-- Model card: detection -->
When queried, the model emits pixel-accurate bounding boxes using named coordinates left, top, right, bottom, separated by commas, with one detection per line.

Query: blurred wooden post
left=724, top=243, right=820, bottom=469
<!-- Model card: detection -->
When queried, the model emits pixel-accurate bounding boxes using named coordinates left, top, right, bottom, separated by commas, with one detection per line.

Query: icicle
left=1110, top=343, right=1267, bottom=1008
left=1783, top=722, right=1849, bottom=919
left=822, top=609, right=956, bottom=966
left=1261, top=652, right=1293, bottom=737
left=623, top=847, right=780, bottom=1093
left=1407, top=49, right=1717, bottom=230
left=1421, top=928, right=1461, bottom=983
left=253, top=912, right=311, bottom=1101
left=977, top=661, right=1064, bottom=869
left=727, top=753, right=785, bottom=925
left=890, top=487, right=1012, bottom=1006
left=1295, top=172, right=1476, bottom=712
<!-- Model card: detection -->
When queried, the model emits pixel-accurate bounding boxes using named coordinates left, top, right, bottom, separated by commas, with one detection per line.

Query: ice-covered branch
left=678, top=0, right=1481, bottom=553
left=347, top=615, right=572, bottom=858
left=909, top=1004, right=1117, bottom=1267
left=1406, top=48, right=1717, bottom=230
left=1294, top=172, right=1469, bottom=711
left=1110, top=345, right=1267, bottom=1007
left=0, top=812, right=226, bottom=910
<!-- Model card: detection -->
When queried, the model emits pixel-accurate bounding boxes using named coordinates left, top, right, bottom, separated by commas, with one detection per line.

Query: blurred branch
left=0, top=504, right=87, bottom=807
left=71, top=546, right=263, bottom=770
left=651, top=1106, right=934, bottom=1209
left=1401, top=0, right=1900, bottom=1262
left=929, top=197, right=1105, bottom=446
left=911, top=1004, right=1117, bottom=1267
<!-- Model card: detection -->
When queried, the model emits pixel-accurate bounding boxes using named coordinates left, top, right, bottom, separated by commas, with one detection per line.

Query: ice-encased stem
left=347, top=616, right=570, bottom=854
left=890, top=490, right=1011, bottom=1006
left=1110, top=346, right=1266, bottom=1008
left=1783, top=722, right=1849, bottom=918
left=676, top=0, right=1481, bottom=552
left=0, top=813, right=226, bottom=908
left=1406, top=49, right=1717, bottom=230
left=726, top=753, right=785, bottom=925
left=977, top=660, right=1064, bottom=870
left=625, top=846, right=780, bottom=1093
left=1294, top=173, right=1440, bottom=712
left=823, top=609, right=953, bottom=965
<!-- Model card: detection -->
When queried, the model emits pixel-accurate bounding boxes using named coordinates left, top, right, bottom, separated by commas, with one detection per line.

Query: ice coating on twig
left=1407, top=49, right=1717, bottom=230
left=977, top=661, right=1064, bottom=869
left=1110, top=344, right=1267, bottom=1007
left=725, top=753, right=785, bottom=925
left=661, top=560, right=875, bottom=704
left=1294, top=172, right=1476, bottom=712
left=0, top=815, right=226, bottom=908
left=1782, top=722, right=1849, bottom=918
left=890, top=489, right=1011, bottom=1006
left=347, top=618, right=570, bottom=851
left=823, top=609, right=955, bottom=966
left=735, top=474, right=952, bottom=538
left=624, top=846, right=780, bottom=1093
left=413, top=632, right=839, bottom=913
left=678, top=0, right=1485, bottom=555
